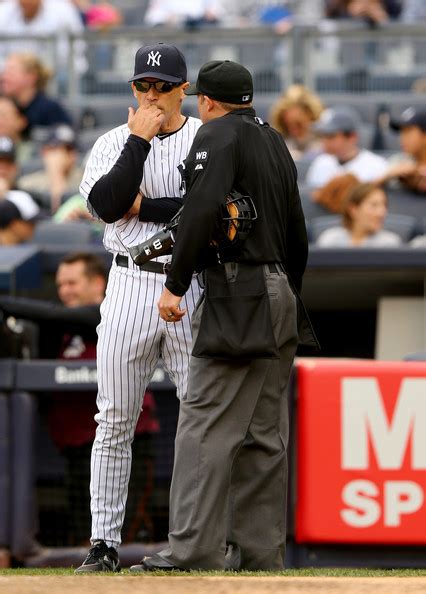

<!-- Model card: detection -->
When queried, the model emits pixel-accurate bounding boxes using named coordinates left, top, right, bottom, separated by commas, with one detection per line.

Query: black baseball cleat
left=130, top=552, right=183, bottom=572
left=74, top=540, right=121, bottom=573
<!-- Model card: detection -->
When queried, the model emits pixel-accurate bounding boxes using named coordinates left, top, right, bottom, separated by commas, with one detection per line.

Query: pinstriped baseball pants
left=90, top=258, right=201, bottom=547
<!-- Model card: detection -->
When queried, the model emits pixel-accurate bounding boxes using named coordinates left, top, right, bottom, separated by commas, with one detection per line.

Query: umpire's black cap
left=128, top=42, right=187, bottom=84
left=185, top=60, right=253, bottom=105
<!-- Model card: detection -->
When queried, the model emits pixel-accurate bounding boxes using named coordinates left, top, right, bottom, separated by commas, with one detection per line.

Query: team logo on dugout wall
left=295, top=359, right=426, bottom=544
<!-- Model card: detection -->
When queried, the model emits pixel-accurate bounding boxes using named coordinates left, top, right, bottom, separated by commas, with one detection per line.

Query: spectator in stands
left=19, top=124, right=83, bottom=213
left=0, top=196, right=39, bottom=244
left=269, top=84, right=324, bottom=160
left=306, top=107, right=389, bottom=210
left=0, top=252, right=159, bottom=545
left=325, top=0, right=402, bottom=23
left=84, top=2, right=123, bottom=30
left=0, top=96, right=32, bottom=164
left=379, top=107, right=426, bottom=195
left=0, top=0, right=84, bottom=71
left=144, top=0, right=223, bottom=29
left=1, top=52, right=73, bottom=137
left=0, top=0, right=83, bottom=32
left=70, top=0, right=123, bottom=29
left=0, top=135, right=41, bottom=243
left=316, top=182, right=402, bottom=247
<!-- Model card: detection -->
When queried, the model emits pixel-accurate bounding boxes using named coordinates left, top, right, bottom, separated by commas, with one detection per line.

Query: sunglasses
left=134, top=80, right=180, bottom=94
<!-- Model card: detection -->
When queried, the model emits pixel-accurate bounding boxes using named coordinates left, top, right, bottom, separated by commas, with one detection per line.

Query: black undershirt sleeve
left=138, top=196, right=183, bottom=223
left=88, top=134, right=151, bottom=224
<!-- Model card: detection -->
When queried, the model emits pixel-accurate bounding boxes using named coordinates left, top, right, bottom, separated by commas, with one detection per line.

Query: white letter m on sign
left=342, top=378, right=426, bottom=470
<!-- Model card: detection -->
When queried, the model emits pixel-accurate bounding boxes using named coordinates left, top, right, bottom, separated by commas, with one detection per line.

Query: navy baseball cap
left=0, top=200, right=21, bottom=229
left=32, top=124, right=77, bottom=149
left=314, top=108, right=360, bottom=135
left=390, top=107, right=426, bottom=132
left=185, top=60, right=253, bottom=105
left=128, top=43, right=187, bottom=84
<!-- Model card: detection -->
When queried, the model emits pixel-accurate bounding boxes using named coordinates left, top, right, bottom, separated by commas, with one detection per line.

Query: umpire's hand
left=158, top=287, right=186, bottom=322
left=128, top=104, right=165, bottom=142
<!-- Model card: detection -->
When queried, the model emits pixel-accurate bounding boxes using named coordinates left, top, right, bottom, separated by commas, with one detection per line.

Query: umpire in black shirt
left=137, top=60, right=316, bottom=572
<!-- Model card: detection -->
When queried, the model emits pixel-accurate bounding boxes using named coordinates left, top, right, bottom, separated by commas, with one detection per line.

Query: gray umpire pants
left=163, top=265, right=298, bottom=570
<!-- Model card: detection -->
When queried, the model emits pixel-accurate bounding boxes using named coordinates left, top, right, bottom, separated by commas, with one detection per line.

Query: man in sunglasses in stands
left=75, top=43, right=202, bottom=573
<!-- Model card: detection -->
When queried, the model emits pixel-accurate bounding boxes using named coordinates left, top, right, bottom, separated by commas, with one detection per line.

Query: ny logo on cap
left=147, top=50, right=161, bottom=67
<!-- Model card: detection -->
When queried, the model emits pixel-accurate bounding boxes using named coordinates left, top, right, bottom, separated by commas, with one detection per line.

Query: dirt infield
left=2, top=576, right=426, bottom=594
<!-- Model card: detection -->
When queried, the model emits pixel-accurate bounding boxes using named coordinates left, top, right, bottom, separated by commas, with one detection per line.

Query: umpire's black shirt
left=166, top=107, right=308, bottom=296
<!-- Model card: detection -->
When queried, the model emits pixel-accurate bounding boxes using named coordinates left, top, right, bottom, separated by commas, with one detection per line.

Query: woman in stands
left=0, top=52, right=72, bottom=137
left=269, top=84, right=324, bottom=160
left=316, top=182, right=402, bottom=247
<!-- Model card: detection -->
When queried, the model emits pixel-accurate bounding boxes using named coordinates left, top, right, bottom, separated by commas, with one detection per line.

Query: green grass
left=1, top=568, right=426, bottom=577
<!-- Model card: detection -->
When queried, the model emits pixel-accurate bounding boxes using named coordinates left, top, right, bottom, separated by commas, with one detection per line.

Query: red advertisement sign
left=295, top=359, right=426, bottom=544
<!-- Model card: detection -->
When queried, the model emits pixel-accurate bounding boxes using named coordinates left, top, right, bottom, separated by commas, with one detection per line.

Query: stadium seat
left=299, top=185, right=330, bottom=220
left=387, top=189, right=426, bottom=221
left=32, top=221, right=98, bottom=245
left=295, top=158, right=314, bottom=184
left=78, top=126, right=111, bottom=153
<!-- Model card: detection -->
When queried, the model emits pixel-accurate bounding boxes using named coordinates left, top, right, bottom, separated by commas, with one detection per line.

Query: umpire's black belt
left=115, top=254, right=170, bottom=274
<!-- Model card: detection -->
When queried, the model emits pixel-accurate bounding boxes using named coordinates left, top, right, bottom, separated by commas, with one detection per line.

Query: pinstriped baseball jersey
left=79, top=114, right=203, bottom=550
left=80, top=116, right=201, bottom=255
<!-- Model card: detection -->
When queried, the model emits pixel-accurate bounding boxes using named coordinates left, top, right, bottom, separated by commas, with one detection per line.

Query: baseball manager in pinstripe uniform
left=132, top=59, right=318, bottom=572
left=75, top=43, right=202, bottom=573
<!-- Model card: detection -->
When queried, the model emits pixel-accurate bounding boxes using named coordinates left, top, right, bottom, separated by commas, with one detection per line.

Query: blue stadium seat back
left=379, top=128, right=401, bottom=151
left=78, top=126, right=111, bottom=153
left=120, top=1, right=149, bottom=26
left=19, top=156, right=44, bottom=177
left=253, top=95, right=276, bottom=123
left=309, top=212, right=419, bottom=243
left=387, top=189, right=426, bottom=220
left=80, top=101, right=130, bottom=126
left=32, top=220, right=98, bottom=245
left=384, top=212, right=420, bottom=242
left=357, top=123, right=374, bottom=149
left=309, top=215, right=340, bottom=242
left=295, top=158, right=315, bottom=184
left=299, top=185, right=330, bottom=220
